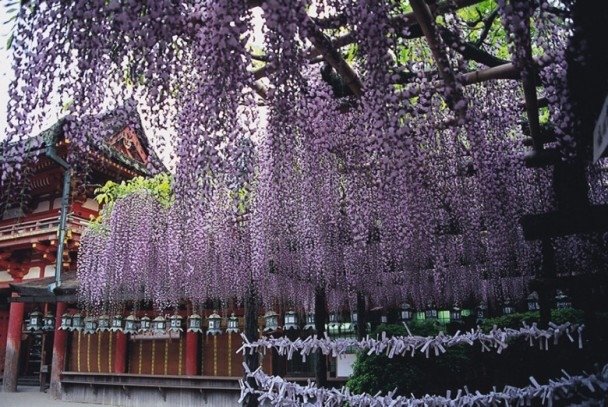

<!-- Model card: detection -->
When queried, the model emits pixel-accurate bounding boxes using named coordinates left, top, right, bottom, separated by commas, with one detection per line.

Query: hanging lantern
left=283, top=311, right=299, bottom=330
left=168, top=314, right=183, bottom=333
left=450, top=306, right=461, bottom=322
left=139, top=315, right=151, bottom=333
left=26, top=310, right=44, bottom=332
left=400, top=303, right=413, bottom=322
left=476, top=302, right=487, bottom=321
left=97, top=314, right=111, bottom=332
left=207, top=311, right=222, bottom=335
left=124, top=314, right=140, bottom=335
left=425, top=305, right=438, bottom=320
left=226, top=313, right=239, bottom=334
left=351, top=311, right=358, bottom=324
left=42, top=312, right=55, bottom=332
left=72, top=313, right=85, bottom=332
left=304, top=313, right=316, bottom=331
left=555, top=290, right=571, bottom=309
left=328, top=312, right=340, bottom=335
left=263, top=311, right=279, bottom=333
left=59, top=313, right=72, bottom=331
left=527, top=292, right=540, bottom=311
left=152, top=315, right=167, bottom=333
left=380, top=314, right=388, bottom=324
left=110, top=314, right=124, bottom=332
left=83, top=316, right=98, bottom=334
left=502, top=298, right=515, bottom=315
left=187, top=313, right=203, bottom=333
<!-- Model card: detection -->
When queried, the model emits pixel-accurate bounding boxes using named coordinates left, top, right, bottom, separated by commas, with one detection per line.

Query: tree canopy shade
left=1, top=0, right=607, bottom=313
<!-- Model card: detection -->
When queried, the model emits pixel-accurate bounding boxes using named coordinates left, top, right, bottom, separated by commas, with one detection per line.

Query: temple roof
left=5, top=100, right=165, bottom=176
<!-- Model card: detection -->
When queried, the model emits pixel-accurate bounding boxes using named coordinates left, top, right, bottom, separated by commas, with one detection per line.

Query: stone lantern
left=400, top=303, right=413, bottom=322
left=59, top=313, right=72, bottom=331
left=110, top=314, right=124, bottom=332
left=476, top=302, right=487, bottom=322
left=502, top=298, right=515, bottom=315
left=263, top=311, right=279, bottom=333
left=207, top=311, right=222, bottom=335
left=283, top=311, right=299, bottom=330
left=425, top=305, right=438, bottom=320
left=152, top=315, right=167, bottom=333
left=97, top=314, right=111, bottom=332
left=26, top=311, right=43, bottom=332
left=42, top=312, right=55, bottom=332
left=555, top=290, right=572, bottom=309
left=527, top=292, right=539, bottom=311
left=328, top=312, right=340, bottom=335
left=72, top=313, right=85, bottom=332
left=304, top=313, right=315, bottom=331
left=168, top=314, right=183, bottom=333
left=139, top=315, right=151, bottom=333
left=226, top=313, right=239, bottom=334
left=187, top=313, right=204, bottom=333
left=84, top=316, right=98, bottom=335
left=450, top=306, right=461, bottom=322
left=124, top=314, right=140, bottom=335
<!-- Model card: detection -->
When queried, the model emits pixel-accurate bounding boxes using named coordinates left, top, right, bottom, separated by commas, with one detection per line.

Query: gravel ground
left=0, top=387, right=112, bottom=407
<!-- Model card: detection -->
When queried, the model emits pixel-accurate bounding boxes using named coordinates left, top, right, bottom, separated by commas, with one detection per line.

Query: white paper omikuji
left=239, top=362, right=608, bottom=407
left=237, top=321, right=584, bottom=361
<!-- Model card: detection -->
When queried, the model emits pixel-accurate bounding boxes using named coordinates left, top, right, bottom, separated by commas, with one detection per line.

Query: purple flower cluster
left=2, top=1, right=606, bottom=315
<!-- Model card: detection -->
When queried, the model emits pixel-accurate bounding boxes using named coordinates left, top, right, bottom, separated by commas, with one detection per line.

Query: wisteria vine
left=0, top=0, right=605, bottom=315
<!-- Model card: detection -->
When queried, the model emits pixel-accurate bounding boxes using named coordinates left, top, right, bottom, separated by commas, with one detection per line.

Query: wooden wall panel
left=201, top=333, right=267, bottom=378
left=128, top=337, right=186, bottom=375
left=66, top=332, right=113, bottom=373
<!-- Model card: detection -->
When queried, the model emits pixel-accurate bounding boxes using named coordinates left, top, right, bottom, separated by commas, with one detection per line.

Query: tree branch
left=439, top=27, right=508, bottom=67
left=410, top=0, right=466, bottom=115
left=302, top=16, right=363, bottom=97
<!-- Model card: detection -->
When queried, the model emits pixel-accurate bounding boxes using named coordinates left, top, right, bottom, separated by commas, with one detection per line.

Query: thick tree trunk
left=538, top=239, right=555, bottom=328
left=243, top=285, right=259, bottom=407
left=356, top=292, right=367, bottom=341
left=314, top=286, right=328, bottom=388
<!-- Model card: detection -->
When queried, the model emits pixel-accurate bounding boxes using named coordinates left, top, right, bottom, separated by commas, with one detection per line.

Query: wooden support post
left=114, top=332, right=128, bottom=374
left=185, top=331, right=199, bottom=375
left=314, top=286, right=328, bottom=388
left=538, top=239, right=556, bottom=328
left=2, top=297, right=25, bottom=392
left=356, top=292, right=367, bottom=341
left=243, top=284, right=259, bottom=407
left=50, top=301, right=67, bottom=399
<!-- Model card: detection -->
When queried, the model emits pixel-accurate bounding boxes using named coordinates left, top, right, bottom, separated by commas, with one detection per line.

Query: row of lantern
left=26, top=292, right=571, bottom=333
left=26, top=311, right=240, bottom=335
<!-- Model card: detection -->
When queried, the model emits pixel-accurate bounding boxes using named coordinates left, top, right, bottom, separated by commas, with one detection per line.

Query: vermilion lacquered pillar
left=50, top=301, right=67, bottom=399
left=185, top=331, right=199, bottom=375
left=114, top=332, right=128, bottom=373
left=2, top=298, right=25, bottom=392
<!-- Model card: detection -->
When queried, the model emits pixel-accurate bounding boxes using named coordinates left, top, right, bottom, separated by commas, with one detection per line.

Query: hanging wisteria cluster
left=2, top=0, right=607, bottom=314
left=239, top=362, right=608, bottom=406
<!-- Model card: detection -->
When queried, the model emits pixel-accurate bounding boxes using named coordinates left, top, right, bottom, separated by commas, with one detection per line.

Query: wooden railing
left=0, top=215, right=89, bottom=242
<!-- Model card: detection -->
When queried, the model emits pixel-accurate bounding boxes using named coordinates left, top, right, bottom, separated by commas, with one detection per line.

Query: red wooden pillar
left=50, top=302, right=67, bottom=399
left=114, top=332, right=128, bottom=373
left=185, top=331, right=199, bottom=375
left=2, top=298, right=25, bottom=392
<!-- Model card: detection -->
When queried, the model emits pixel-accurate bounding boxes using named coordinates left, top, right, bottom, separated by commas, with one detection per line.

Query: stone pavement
left=0, top=387, right=112, bottom=407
